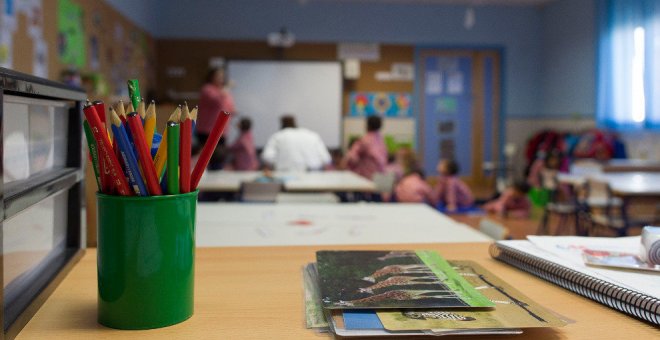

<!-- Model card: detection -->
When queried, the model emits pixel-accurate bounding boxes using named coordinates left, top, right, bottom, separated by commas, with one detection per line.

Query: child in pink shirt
left=345, top=116, right=388, bottom=179
left=228, top=118, right=259, bottom=171
left=393, top=150, right=435, bottom=205
left=483, top=181, right=532, bottom=218
left=433, top=159, right=475, bottom=212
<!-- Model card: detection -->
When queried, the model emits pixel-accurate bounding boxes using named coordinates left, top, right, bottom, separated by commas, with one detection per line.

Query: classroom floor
left=452, top=210, right=645, bottom=240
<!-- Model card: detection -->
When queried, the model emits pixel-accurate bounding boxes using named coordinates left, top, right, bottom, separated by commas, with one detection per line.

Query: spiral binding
left=489, top=243, right=660, bottom=325
left=648, top=240, right=660, bottom=265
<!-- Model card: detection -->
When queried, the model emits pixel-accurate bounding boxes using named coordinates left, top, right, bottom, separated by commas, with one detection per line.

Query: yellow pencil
left=154, top=106, right=181, bottom=181
left=116, top=100, right=126, bottom=117
left=144, top=100, right=157, bottom=150
left=190, top=105, right=198, bottom=132
left=138, top=99, right=146, bottom=121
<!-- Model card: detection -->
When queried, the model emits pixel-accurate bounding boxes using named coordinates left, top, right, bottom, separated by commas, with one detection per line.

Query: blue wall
left=105, top=0, right=599, bottom=118
left=538, top=0, right=596, bottom=117
left=153, top=0, right=543, bottom=117
left=103, top=0, right=159, bottom=35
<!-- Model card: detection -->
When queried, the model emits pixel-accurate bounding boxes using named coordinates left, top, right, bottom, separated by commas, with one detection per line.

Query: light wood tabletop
left=17, top=244, right=659, bottom=339
left=196, top=170, right=376, bottom=193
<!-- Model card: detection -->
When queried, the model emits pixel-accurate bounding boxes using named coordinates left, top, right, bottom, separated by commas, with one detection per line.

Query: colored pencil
left=144, top=100, right=157, bottom=150
left=190, top=106, right=198, bottom=133
left=111, top=112, right=148, bottom=196
left=92, top=100, right=107, bottom=126
left=127, top=79, right=142, bottom=110
left=167, top=121, right=180, bottom=194
left=85, top=99, right=114, bottom=194
left=154, top=107, right=181, bottom=181
left=191, top=111, right=231, bottom=190
left=83, top=120, right=101, bottom=190
left=127, top=112, right=162, bottom=195
left=83, top=104, right=132, bottom=195
left=137, top=99, right=146, bottom=124
left=180, top=104, right=192, bottom=193
left=127, top=102, right=135, bottom=114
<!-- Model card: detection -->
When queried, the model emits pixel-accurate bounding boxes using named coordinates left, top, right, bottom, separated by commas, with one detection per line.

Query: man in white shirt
left=261, top=116, right=331, bottom=171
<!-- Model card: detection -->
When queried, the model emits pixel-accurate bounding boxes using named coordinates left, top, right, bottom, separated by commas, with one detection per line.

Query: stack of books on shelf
left=303, top=250, right=567, bottom=337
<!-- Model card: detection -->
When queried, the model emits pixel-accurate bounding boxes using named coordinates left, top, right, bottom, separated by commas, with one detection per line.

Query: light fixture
left=464, top=7, right=476, bottom=30
left=267, top=27, right=296, bottom=48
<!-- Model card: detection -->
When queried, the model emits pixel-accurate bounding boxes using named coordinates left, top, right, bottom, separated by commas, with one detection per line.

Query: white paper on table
left=506, top=236, right=660, bottom=299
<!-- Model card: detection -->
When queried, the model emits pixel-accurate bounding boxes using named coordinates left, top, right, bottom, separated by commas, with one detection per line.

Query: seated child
left=527, top=149, right=565, bottom=188
left=394, top=168, right=433, bottom=204
left=483, top=181, right=532, bottom=218
left=385, top=147, right=414, bottom=182
left=433, top=159, right=475, bottom=213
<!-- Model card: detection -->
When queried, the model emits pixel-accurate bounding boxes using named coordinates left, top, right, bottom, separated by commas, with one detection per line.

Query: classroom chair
left=537, top=170, right=583, bottom=235
left=581, top=178, right=659, bottom=236
left=479, top=218, right=510, bottom=240
left=581, top=179, right=628, bottom=236
left=239, top=181, right=282, bottom=203
left=373, top=172, right=396, bottom=194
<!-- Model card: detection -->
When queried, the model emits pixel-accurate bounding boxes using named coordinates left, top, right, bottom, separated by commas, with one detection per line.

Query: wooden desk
left=17, top=244, right=659, bottom=339
left=196, top=203, right=492, bottom=247
left=603, top=159, right=660, bottom=173
left=197, top=170, right=376, bottom=193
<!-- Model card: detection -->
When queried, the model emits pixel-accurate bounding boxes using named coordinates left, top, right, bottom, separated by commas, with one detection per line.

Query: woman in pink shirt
left=345, top=116, right=388, bottom=179
left=197, top=68, right=235, bottom=169
left=228, top=118, right=259, bottom=171
left=433, top=159, right=475, bottom=212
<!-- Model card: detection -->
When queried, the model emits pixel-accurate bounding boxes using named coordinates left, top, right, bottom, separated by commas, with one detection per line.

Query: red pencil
left=179, top=105, right=192, bottom=193
left=92, top=100, right=106, bottom=125
left=190, top=111, right=231, bottom=190
left=126, top=112, right=162, bottom=195
left=92, top=100, right=114, bottom=193
left=83, top=104, right=132, bottom=195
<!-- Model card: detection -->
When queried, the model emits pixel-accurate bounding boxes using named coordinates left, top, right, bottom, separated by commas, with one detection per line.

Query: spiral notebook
left=490, top=236, right=660, bottom=326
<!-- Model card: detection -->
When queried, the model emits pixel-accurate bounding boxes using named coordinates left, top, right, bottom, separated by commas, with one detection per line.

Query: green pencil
left=127, top=79, right=141, bottom=110
left=83, top=120, right=102, bottom=190
left=166, top=121, right=180, bottom=194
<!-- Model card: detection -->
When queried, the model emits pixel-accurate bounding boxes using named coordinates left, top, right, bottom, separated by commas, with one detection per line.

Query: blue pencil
left=110, top=111, right=149, bottom=196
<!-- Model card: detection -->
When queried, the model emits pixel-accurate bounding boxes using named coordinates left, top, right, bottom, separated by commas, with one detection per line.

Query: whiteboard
left=227, top=61, right=342, bottom=148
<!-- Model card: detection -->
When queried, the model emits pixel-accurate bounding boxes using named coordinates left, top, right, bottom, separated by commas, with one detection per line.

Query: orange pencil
left=179, top=105, right=192, bottom=193
left=127, top=112, right=162, bottom=195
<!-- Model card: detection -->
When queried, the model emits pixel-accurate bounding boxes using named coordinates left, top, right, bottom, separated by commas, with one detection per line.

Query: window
left=597, top=0, right=660, bottom=129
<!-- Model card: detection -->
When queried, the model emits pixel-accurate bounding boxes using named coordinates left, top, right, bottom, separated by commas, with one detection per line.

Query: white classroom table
left=195, top=203, right=491, bottom=247
left=196, top=170, right=376, bottom=193
left=557, top=172, right=660, bottom=197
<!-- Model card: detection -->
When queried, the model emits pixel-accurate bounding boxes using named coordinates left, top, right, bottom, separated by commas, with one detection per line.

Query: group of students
left=214, top=112, right=564, bottom=217
left=198, top=64, right=558, bottom=217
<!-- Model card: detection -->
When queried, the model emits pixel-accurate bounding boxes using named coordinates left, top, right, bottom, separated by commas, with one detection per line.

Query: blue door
left=417, top=50, right=501, bottom=188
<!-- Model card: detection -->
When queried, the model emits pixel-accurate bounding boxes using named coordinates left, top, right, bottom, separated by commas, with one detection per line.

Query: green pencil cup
left=96, top=191, right=198, bottom=330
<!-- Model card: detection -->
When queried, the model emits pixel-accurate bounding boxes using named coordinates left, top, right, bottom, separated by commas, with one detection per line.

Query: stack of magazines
left=303, top=250, right=567, bottom=337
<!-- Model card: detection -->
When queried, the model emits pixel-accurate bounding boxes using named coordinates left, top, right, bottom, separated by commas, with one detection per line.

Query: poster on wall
left=57, top=0, right=85, bottom=68
left=2, top=0, right=47, bottom=76
left=350, top=92, right=412, bottom=117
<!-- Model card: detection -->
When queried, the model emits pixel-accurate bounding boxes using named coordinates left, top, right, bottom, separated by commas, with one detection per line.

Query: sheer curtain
left=597, top=0, right=660, bottom=129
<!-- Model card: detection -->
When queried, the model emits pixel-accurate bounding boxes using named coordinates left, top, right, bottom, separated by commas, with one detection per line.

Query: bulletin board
left=3, top=0, right=157, bottom=102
